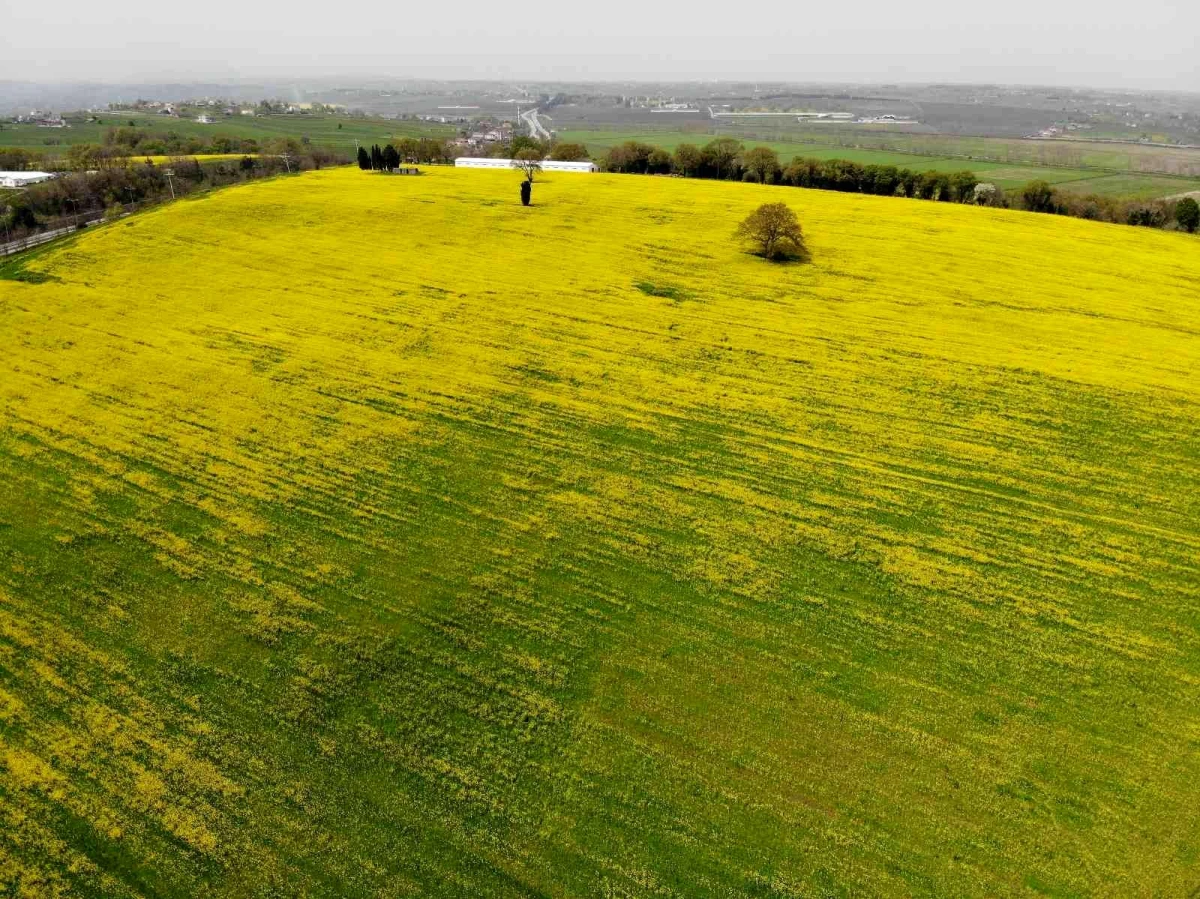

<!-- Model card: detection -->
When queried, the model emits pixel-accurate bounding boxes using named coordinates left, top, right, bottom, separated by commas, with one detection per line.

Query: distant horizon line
left=2, top=74, right=1197, bottom=96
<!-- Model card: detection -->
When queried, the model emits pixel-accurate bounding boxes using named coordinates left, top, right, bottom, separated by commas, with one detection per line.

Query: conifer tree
left=382, top=144, right=400, bottom=173
left=357, top=146, right=370, bottom=170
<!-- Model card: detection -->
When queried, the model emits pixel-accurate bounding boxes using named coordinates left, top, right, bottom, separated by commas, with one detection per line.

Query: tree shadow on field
left=746, top=244, right=812, bottom=265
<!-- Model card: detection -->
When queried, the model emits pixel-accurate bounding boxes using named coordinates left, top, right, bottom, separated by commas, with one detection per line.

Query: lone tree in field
left=1177, top=197, right=1200, bottom=233
left=514, top=148, right=541, bottom=206
left=513, top=148, right=542, bottom=183
left=736, top=203, right=807, bottom=261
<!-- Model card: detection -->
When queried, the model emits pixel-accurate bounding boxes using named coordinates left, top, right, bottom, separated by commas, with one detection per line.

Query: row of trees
left=2, top=152, right=340, bottom=241
left=4, top=131, right=347, bottom=174
left=101, top=125, right=262, bottom=157
left=600, top=139, right=982, bottom=201
left=360, top=144, right=400, bottom=172
left=356, top=136, right=587, bottom=172
left=358, top=138, right=464, bottom=171
left=598, top=138, right=1200, bottom=231
left=1018, top=180, right=1199, bottom=231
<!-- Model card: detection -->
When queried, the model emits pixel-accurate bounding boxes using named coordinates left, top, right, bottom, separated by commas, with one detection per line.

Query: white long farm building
left=0, top=171, right=56, bottom=188
left=455, top=157, right=596, bottom=173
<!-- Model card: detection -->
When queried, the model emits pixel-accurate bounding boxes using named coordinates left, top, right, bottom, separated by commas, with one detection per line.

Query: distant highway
left=521, top=108, right=552, bottom=141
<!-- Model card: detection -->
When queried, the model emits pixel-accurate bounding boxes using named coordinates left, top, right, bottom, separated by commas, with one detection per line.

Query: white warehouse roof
left=0, top=171, right=56, bottom=188
left=455, top=157, right=596, bottom=173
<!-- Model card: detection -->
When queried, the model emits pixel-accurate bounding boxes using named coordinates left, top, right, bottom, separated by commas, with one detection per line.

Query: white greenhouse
left=454, top=158, right=596, bottom=173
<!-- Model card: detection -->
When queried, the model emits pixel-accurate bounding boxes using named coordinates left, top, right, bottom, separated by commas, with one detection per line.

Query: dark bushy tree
left=390, top=137, right=454, bottom=165
left=6, top=199, right=38, bottom=231
left=949, top=171, right=980, bottom=203
left=701, top=138, right=743, bottom=180
left=743, top=147, right=780, bottom=185
left=1176, top=197, right=1200, bottom=233
left=511, top=136, right=549, bottom=158
left=549, top=142, right=589, bottom=162
left=647, top=148, right=672, bottom=174
left=602, top=141, right=656, bottom=174
left=1021, top=180, right=1057, bottom=213
left=672, top=143, right=702, bottom=178
left=357, top=146, right=370, bottom=170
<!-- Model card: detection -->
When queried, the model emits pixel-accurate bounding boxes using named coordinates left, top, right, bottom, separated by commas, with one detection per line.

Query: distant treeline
left=0, top=127, right=346, bottom=172
left=597, top=138, right=1200, bottom=233
left=356, top=136, right=592, bottom=169
left=2, top=148, right=349, bottom=241
left=358, top=138, right=458, bottom=171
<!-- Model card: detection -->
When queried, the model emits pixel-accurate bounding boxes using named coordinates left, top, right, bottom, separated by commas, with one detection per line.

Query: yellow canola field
left=121, top=153, right=257, bottom=165
left=1, top=166, right=1198, bottom=897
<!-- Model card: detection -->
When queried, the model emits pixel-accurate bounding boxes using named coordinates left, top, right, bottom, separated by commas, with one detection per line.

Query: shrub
left=1127, top=205, right=1166, bottom=228
left=549, top=143, right=589, bottom=162
left=1021, top=181, right=1057, bottom=213
left=973, top=183, right=1002, bottom=206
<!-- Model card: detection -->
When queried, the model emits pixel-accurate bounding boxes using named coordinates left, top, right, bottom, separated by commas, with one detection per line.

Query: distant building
left=454, top=158, right=597, bottom=173
left=195, top=114, right=214, bottom=124
left=0, top=171, right=56, bottom=188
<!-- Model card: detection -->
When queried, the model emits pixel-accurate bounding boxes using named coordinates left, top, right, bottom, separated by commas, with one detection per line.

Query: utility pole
left=164, top=168, right=176, bottom=200
left=280, top=154, right=292, bottom=174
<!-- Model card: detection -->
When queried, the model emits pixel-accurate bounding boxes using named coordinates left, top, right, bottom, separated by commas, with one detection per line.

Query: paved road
left=521, top=109, right=552, bottom=142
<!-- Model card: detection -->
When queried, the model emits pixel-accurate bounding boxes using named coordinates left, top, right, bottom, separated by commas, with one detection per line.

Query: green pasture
left=0, top=112, right=452, bottom=155
left=555, top=127, right=1200, bottom=197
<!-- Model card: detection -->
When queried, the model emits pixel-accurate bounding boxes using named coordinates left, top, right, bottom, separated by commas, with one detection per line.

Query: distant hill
left=1, top=167, right=1197, bottom=896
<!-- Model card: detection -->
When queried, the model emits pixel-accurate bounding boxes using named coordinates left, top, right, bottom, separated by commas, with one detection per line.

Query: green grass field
left=1, top=168, right=1199, bottom=896
left=0, top=112, right=452, bottom=155
left=554, top=127, right=1200, bottom=198
left=688, top=124, right=1200, bottom=177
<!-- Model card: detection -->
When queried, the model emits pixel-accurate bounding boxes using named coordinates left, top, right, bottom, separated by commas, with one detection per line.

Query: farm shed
left=455, top=157, right=597, bottom=173
left=0, top=171, right=56, bottom=188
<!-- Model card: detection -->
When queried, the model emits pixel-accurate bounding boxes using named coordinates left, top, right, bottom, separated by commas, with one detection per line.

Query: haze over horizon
left=2, top=0, right=1197, bottom=92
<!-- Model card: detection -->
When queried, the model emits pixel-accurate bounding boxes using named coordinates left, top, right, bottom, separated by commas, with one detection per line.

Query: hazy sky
left=2, top=0, right=1197, bottom=90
